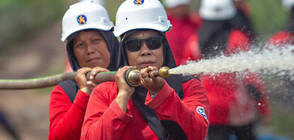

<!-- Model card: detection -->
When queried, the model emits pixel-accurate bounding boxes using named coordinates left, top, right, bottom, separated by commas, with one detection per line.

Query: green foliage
left=0, top=0, right=66, bottom=46
left=247, top=0, right=289, bottom=40
left=104, top=0, right=124, bottom=24
left=0, top=0, right=23, bottom=8
left=270, top=104, right=294, bottom=138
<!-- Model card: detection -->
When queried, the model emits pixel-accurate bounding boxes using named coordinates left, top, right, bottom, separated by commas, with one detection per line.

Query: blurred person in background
left=81, top=0, right=209, bottom=139
left=231, top=0, right=257, bottom=43
left=162, top=0, right=202, bottom=65
left=181, top=0, right=258, bottom=64
left=64, top=0, right=105, bottom=72
left=267, top=0, right=294, bottom=87
left=48, top=1, right=119, bottom=140
left=185, top=0, right=271, bottom=139
left=268, top=0, right=294, bottom=48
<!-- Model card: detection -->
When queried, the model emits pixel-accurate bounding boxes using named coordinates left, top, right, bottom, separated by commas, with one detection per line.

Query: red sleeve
left=226, top=30, right=251, bottom=55
left=49, top=85, right=89, bottom=140
left=145, top=78, right=209, bottom=140
left=267, top=31, right=294, bottom=49
left=81, top=82, right=133, bottom=140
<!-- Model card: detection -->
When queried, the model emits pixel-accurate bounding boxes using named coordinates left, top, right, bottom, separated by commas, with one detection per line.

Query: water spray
left=0, top=66, right=170, bottom=90
left=169, top=47, right=294, bottom=76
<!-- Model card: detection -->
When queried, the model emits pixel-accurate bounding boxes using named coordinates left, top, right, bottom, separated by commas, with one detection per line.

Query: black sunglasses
left=124, top=36, right=163, bottom=52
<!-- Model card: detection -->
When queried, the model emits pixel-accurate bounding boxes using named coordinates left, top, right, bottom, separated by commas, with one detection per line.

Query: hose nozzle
left=125, top=66, right=170, bottom=87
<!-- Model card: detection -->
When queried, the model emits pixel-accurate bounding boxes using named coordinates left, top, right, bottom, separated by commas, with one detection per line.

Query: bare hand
left=140, top=66, right=164, bottom=95
left=115, top=66, right=135, bottom=97
left=76, top=67, right=109, bottom=95
left=89, top=66, right=109, bottom=83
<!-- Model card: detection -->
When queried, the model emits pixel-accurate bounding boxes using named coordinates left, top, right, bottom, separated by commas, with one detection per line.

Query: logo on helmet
left=134, top=0, right=144, bottom=5
left=77, top=15, right=87, bottom=25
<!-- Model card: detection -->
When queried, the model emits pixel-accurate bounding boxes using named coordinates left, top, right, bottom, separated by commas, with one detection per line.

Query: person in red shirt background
left=48, top=1, right=119, bottom=140
left=231, top=0, right=257, bottom=43
left=184, top=0, right=257, bottom=62
left=268, top=0, right=294, bottom=48
left=185, top=0, right=271, bottom=139
left=81, top=0, right=209, bottom=139
left=267, top=0, right=294, bottom=88
left=162, top=0, right=202, bottom=66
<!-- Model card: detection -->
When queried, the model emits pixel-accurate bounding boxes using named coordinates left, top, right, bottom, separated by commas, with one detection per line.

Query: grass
left=269, top=104, right=294, bottom=138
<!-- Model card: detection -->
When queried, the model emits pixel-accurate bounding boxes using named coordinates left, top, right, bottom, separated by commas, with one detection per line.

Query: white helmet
left=61, top=1, right=113, bottom=41
left=282, top=0, right=294, bottom=11
left=199, top=0, right=236, bottom=20
left=113, top=0, right=172, bottom=37
left=162, top=0, right=190, bottom=9
left=79, top=0, right=105, bottom=7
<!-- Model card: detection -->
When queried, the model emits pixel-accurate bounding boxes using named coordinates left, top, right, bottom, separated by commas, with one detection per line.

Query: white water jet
left=169, top=46, right=294, bottom=76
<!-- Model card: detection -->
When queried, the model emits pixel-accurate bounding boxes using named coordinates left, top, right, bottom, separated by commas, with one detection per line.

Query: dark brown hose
left=0, top=72, right=116, bottom=90
left=0, top=67, right=170, bottom=90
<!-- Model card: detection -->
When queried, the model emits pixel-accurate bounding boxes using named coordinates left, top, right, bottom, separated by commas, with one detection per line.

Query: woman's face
left=73, top=30, right=110, bottom=68
left=124, top=30, right=164, bottom=69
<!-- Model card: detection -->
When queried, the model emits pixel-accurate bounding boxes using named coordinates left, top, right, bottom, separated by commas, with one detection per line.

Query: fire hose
left=0, top=66, right=170, bottom=90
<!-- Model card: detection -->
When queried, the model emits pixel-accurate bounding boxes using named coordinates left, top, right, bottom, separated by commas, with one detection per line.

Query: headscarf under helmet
left=66, top=29, right=119, bottom=71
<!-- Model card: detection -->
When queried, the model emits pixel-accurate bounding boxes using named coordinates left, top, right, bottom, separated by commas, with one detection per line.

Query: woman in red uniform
left=48, top=1, right=119, bottom=140
left=231, top=0, right=257, bottom=42
left=81, top=0, right=209, bottom=140
left=162, top=0, right=201, bottom=66
left=185, top=0, right=271, bottom=139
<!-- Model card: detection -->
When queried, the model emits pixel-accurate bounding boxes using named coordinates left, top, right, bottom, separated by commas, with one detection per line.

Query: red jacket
left=166, top=14, right=200, bottom=66
left=185, top=30, right=270, bottom=125
left=49, top=85, right=89, bottom=140
left=81, top=79, right=209, bottom=140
